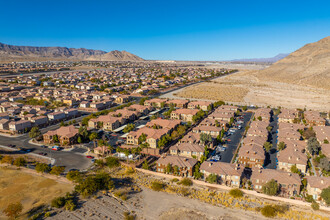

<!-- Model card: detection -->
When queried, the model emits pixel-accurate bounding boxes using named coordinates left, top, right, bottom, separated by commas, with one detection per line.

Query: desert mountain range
left=0, top=42, right=144, bottom=62
left=231, top=53, right=289, bottom=63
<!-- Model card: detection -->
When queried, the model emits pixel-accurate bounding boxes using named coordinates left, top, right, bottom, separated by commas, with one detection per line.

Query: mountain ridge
left=0, top=42, right=144, bottom=61
left=231, top=53, right=289, bottom=63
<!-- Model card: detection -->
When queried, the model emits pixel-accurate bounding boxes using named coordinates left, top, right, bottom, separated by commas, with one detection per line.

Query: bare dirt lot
left=49, top=187, right=268, bottom=220
left=176, top=70, right=330, bottom=111
left=0, top=167, right=73, bottom=219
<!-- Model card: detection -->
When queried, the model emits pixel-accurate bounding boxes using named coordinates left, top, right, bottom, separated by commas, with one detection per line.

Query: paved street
left=264, top=113, right=278, bottom=169
left=0, top=134, right=92, bottom=171
left=218, top=112, right=253, bottom=163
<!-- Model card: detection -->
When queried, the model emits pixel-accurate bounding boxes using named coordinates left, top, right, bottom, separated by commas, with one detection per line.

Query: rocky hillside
left=0, top=42, right=143, bottom=61
left=87, top=50, right=144, bottom=61
left=257, top=36, right=330, bottom=89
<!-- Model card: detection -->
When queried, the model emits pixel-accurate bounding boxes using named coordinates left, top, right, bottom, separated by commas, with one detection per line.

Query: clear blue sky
left=0, top=0, right=329, bottom=60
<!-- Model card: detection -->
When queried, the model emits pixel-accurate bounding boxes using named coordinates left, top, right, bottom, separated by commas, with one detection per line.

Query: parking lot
left=209, top=112, right=253, bottom=163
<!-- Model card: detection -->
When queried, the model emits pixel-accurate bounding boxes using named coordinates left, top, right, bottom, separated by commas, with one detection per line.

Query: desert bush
left=125, top=167, right=135, bottom=175
left=75, top=173, right=114, bottom=197
left=44, top=212, right=51, bottom=217
left=178, top=178, right=193, bottom=186
left=178, top=187, right=190, bottom=197
left=260, top=204, right=289, bottom=218
left=1, top=155, right=13, bottom=164
left=124, top=211, right=135, bottom=220
left=66, top=170, right=82, bottom=182
left=13, top=157, right=27, bottom=167
left=51, top=196, right=66, bottom=208
left=261, top=205, right=277, bottom=217
left=311, top=201, right=319, bottom=210
left=106, top=156, right=120, bottom=168
left=114, top=189, right=128, bottom=201
left=229, top=188, right=243, bottom=198
left=305, top=194, right=314, bottom=203
left=64, top=200, right=76, bottom=211
left=3, top=202, right=23, bottom=219
left=35, top=162, right=51, bottom=173
left=50, top=166, right=65, bottom=176
left=170, top=178, right=179, bottom=183
left=151, top=181, right=165, bottom=191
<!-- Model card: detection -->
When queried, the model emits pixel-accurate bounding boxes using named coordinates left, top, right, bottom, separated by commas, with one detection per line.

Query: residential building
left=200, top=161, right=243, bottom=187
left=156, top=155, right=198, bottom=177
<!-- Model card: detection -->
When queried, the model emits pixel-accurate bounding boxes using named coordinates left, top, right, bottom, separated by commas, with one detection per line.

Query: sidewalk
left=136, top=168, right=330, bottom=212
left=0, top=144, right=55, bottom=165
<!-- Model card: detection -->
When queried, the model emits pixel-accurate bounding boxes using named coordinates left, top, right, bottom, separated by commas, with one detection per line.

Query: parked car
left=38, top=152, right=47, bottom=156
left=8, top=144, right=16, bottom=148
left=40, top=145, right=47, bottom=148
left=52, top=146, right=60, bottom=151
left=86, top=155, right=94, bottom=159
left=20, top=148, right=32, bottom=153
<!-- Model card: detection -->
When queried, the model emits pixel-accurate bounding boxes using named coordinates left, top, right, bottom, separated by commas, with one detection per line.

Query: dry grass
left=177, top=70, right=330, bottom=111
left=0, top=167, right=73, bottom=218
left=177, top=82, right=248, bottom=102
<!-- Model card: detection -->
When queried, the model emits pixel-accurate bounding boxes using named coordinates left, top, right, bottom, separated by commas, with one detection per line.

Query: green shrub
left=124, top=211, right=135, bottom=220
left=44, top=212, right=51, bottom=217
left=273, top=204, right=289, bottom=214
left=178, top=178, right=193, bottom=186
left=260, top=204, right=289, bottom=218
left=311, top=201, right=319, bottom=210
left=179, top=187, right=190, bottom=197
left=66, top=170, right=82, bottom=183
left=51, top=197, right=66, bottom=208
left=305, top=194, right=314, bottom=203
left=170, top=178, right=179, bottom=183
left=64, top=200, right=76, bottom=211
left=114, top=190, right=128, bottom=201
left=151, top=181, right=165, bottom=191
left=229, top=188, right=243, bottom=198
left=106, top=157, right=120, bottom=168
left=261, top=205, right=277, bottom=218
left=206, top=174, right=218, bottom=184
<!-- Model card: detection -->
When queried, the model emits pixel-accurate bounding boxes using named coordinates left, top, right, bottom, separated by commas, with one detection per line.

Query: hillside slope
left=87, top=50, right=144, bottom=61
left=257, top=36, right=330, bottom=89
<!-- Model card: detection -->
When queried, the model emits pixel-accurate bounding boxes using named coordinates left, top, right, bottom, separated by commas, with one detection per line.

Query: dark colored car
left=38, top=152, right=47, bottom=156
left=40, top=145, right=47, bottom=148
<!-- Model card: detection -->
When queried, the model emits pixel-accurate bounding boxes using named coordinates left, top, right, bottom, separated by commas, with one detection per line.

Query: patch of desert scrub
left=178, top=187, right=190, bottom=197
left=260, top=204, right=289, bottom=218
left=229, top=188, right=243, bottom=198
left=177, top=178, right=193, bottom=186
left=124, top=166, right=135, bottom=175
left=150, top=181, right=165, bottom=191
left=113, top=189, right=129, bottom=201
left=124, top=211, right=135, bottom=220
left=170, top=178, right=179, bottom=183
